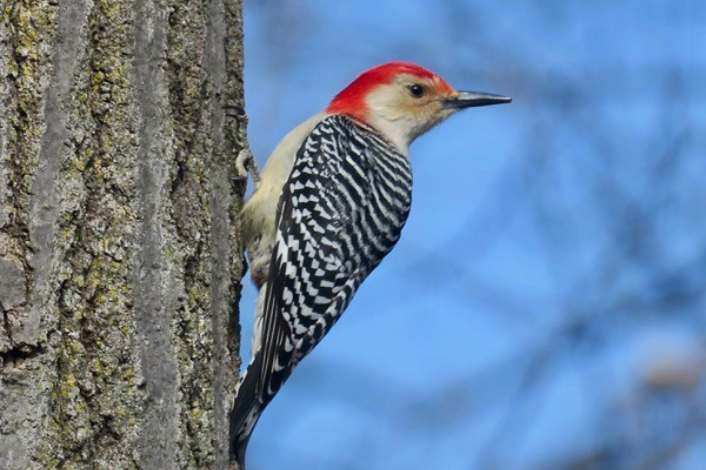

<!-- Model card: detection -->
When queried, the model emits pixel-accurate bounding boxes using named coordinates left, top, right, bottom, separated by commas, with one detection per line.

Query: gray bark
left=0, top=0, right=247, bottom=468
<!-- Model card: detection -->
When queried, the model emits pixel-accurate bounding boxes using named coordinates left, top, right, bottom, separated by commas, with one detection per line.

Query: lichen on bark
left=0, top=0, right=247, bottom=469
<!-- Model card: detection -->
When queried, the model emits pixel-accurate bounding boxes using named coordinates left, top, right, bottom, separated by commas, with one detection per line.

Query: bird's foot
left=225, top=103, right=261, bottom=188
left=235, top=146, right=260, bottom=186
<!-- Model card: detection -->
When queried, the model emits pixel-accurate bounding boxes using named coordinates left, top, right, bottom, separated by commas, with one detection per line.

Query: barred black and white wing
left=231, top=115, right=413, bottom=467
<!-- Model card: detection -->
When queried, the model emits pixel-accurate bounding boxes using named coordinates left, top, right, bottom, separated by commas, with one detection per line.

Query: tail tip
left=230, top=434, right=249, bottom=470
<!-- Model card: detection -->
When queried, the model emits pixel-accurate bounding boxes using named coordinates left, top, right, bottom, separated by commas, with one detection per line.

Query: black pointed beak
left=443, top=91, right=512, bottom=109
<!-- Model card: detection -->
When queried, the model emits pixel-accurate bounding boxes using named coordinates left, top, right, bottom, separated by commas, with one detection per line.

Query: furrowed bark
left=0, top=0, right=247, bottom=468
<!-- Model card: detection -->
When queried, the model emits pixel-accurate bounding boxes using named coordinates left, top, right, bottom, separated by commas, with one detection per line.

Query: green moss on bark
left=38, top=1, right=143, bottom=468
left=2, top=0, right=245, bottom=468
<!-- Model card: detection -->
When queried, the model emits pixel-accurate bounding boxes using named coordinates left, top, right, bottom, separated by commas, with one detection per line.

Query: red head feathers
left=326, top=62, right=454, bottom=121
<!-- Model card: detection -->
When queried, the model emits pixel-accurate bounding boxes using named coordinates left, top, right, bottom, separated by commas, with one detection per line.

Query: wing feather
left=254, top=115, right=412, bottom=403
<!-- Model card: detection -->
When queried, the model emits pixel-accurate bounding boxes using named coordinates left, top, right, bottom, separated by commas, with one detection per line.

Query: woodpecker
left=232, top=62, right=510, bottom=468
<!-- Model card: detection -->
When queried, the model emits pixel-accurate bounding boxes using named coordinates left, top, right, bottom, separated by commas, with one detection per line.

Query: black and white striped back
left=231, top=114, right=413, bottom=465
left=269, top=114, right=413, bottom=365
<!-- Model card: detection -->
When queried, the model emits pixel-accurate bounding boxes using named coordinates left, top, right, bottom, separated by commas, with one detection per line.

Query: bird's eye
left=408, top=84, right=425, bottom=98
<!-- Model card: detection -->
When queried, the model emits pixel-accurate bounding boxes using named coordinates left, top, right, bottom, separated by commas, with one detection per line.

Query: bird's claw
left=226, top=103, right=261, bottom=188
left=225, top=104, right=246, bottom=118
left=235, top=147, right=261, bottom=188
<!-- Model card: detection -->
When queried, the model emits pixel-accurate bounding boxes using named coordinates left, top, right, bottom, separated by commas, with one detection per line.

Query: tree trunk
left=0, top=0, right=246, bottom=469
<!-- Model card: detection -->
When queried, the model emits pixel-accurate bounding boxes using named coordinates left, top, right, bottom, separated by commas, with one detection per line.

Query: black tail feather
left=230, top=354, right=264, bottom=469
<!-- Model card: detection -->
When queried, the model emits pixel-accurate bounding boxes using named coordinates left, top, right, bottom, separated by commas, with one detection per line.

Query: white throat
left=366, top=115, right=412, bottom=156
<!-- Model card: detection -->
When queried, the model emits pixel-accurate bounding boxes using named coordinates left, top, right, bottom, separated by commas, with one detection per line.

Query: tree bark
left=0, top=0, right=246, bottom=469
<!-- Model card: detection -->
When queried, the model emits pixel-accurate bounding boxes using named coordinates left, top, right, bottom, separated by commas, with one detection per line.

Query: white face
left=364, top=73, right=458, bottom=154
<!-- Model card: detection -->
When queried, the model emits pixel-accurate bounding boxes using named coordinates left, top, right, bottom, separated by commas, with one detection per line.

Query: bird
left=231, top=61, right=510, bottom=468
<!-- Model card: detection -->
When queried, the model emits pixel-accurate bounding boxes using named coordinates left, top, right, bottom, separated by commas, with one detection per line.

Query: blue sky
left=239, top=1, right=706, bottom=469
